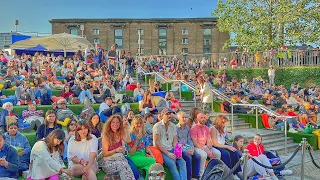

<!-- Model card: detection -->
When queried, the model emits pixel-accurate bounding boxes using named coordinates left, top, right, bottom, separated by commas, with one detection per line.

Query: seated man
left=133, top=82, right=144, bottom=101
left=0, top=132, right=19, bottom=179
left=99, top=96, right=122, bottom=117
left=54, top=98, right=77, bottom=126
left=153, top=108, right=187, bottom=180
left=191, top=112, right=221, bottom=177
left=15, top=80, right=36, bottom=105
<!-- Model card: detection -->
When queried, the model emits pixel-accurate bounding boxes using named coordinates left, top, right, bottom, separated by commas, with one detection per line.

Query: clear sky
left=0, top=0, right=218, bottom=35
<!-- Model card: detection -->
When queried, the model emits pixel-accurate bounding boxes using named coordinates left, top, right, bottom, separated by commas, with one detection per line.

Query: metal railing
left=135, top=66, right=199, bottom=107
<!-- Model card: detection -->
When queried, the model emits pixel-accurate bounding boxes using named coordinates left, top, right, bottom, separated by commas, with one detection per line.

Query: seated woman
left=100, top=115, right=135, bottom=179
left=123, top=73, right=134, bottom=88
left=54, top=85, right=75, bottom=103
left=68, top=121, right=98, bottom=180
left=154, top=81, right=164, bottom=92
left=90, top=81, right=107, bottom=103
left=87, top=114, right=103, bottom=148
left=139, top=90, right=157, bottom=115
left=5, top=122, right=31, bottom=174
left=0, top=132, right=19, bottom=179
left=64, top=71, right=76, bottom=88
left=133, top=82, right=144, bottom=102
left=63, top=119, right=78, bottom=161
left=126, top=115, right=156, bottom=179
left=15, top=80, right=36, bottom=105
left=245, top=134, right=279, bottom=180
left=210, top=115, right=241, bottom=178
left=28, top=129, right=70, bottom=180
left=0, top=102, right=18, bottom=132
left=22, top=103, right=44, bottom=130
left=36, top=110, right=62, bottom=140
left=166, top=92, right=182, bottom=112
left=124, top=110, right=135, bottom=124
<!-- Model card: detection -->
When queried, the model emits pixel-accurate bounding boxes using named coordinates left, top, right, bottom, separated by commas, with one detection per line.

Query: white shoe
left=296, top=127, right=303, bottom=132
left=32, top=100, right=36, bottom=104
left=289, top=128, right=298, bottom=133
left=280, top=169, right=293, bottom=175
left=91, top=99, right=96, bottom=104
left=16, top=101, right=21, bottom=106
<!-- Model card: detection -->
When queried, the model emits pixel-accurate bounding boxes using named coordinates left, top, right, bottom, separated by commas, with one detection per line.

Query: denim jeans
left=1, top=96, right=17, bottom=105
left=78, top=90, right=94, bottom=103
left=35, top=89, right=52, bottom=99
left=182, top=151, right=201, bottom=179
left=215, top=147, right=241, bottom=174
left=162, top=150, right=187, bottom=180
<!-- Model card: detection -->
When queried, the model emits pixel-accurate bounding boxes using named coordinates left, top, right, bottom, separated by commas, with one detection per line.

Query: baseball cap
left=161, top=108, right=173, bottom=114
left=148, top=163, right=166, bottom=176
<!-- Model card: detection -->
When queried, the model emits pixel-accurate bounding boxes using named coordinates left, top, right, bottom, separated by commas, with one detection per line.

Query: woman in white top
left=268, top=66, right=276, bottom=85
left=210, top=115, right=241, bottom=177
left=197, top=76, right=214, bottom=112
left=28, top=129, right=69, bottom=180
left=68, top=121, right=99, bottom=180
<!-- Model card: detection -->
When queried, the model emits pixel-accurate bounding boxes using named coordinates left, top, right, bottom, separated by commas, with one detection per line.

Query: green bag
left=304, top=124, right=314, bottom=134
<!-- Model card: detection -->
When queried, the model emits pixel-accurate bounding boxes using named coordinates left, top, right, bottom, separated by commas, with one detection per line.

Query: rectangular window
left=115, top=29, right=123, bottom=37
left=93, top=38, right=100, bottom=44
left=182, top=28, right=188, bottom=35
left=159, top=38, right=167, bottom=47
left=159, top=48, right=166, bottom=55
left=70, top=28, right=78, bottom=35
left=138, top=48, right=144, bottom=54
left=137, top=39, right=144, bottom=44
left=182, top=48, right=188, bottom=54
left=204, top=48, right=210, bottom=54
left=92, top=29, right=100, bottom=35
left=203, top=28, right=212, bottom=35
left=0, top=37, right=4, bottom=41
left=114, top=29, right=123, bottom=50
left=159, top=29, right=167, bottom=36
left=181, top=38, right=188, bottom=44
left=137, top=29, right=144, bottom=35
left=0, top=41, right=4, bottom=45
left=4, top=41, right=10, bottom=45
left=5, top=36, right=11, bottom=40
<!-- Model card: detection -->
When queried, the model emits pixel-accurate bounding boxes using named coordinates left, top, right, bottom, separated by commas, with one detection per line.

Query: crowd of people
left=0, top=43, right=318, bottom=180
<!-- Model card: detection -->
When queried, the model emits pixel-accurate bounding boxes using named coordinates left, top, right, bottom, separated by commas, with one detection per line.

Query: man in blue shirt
left=0, top=132, right=19, bottom=178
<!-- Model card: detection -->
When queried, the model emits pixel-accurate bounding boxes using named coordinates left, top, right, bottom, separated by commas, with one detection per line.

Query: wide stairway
left=136, top=73, right=299, bottom=155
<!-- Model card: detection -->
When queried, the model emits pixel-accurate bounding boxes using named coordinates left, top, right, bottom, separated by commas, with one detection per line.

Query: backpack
left=201, top=159, right=233, bottom=180
left=122, top=94, right=133, bottom=103
left=80, top=97, right=95, bottom=121
left=41, top=92, right=52, bottom=105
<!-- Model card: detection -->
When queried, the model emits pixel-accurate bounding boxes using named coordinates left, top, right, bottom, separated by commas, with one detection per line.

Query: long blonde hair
left=149, top=79, right=155, bottom=93
left=130, top=115, right=146, bottom=137
left=213, top=115, right=228, bottom=135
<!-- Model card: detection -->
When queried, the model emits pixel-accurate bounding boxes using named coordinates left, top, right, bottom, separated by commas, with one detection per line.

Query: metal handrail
left=135, top=65, right=199, bottom=106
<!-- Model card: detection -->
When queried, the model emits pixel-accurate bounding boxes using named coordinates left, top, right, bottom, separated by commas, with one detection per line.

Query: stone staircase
left=135, top=73, right=299, bottom=155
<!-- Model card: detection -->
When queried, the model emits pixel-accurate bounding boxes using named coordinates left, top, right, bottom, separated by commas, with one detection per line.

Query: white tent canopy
left=11, top=33, right=93, bottom=57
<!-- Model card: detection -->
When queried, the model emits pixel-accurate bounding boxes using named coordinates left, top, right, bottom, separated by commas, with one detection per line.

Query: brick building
left=49, top=18, right=229, bottom=55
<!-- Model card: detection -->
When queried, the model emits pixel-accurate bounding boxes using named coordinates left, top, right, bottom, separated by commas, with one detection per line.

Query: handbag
left=304, top=123, right=314, bottom=134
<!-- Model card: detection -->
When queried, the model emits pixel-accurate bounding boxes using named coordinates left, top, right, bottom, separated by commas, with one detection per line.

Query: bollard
left=255, top=107, right=258, bottom=134
left=231, top=105, right=234, bottom=132
left=243, top=149, right=249, bottom=180
left=284, top=119, right=288, bottom=155
left=166, top=82, right=168, bottom=91
left=301, top=138, right=307, bottom=180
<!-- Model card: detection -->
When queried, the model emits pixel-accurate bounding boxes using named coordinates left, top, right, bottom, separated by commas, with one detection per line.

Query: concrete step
left=226, top=123, right=251, bottom=130
left=266, top=143, right=299, bottom=155
left=231, top=129, right=285, bottom=141
left=263, top=137, right=295, bottom=148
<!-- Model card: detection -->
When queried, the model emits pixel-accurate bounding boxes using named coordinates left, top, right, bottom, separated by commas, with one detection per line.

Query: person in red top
left=245, top=134, right=279, bottom=180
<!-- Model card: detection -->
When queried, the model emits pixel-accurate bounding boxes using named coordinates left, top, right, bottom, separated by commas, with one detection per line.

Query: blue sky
left=1, top=0, right=218, bottom=35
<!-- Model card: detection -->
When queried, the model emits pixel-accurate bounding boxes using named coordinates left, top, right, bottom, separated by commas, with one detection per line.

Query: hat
left=161, top=108, right=173, bottom=114
left=148, top=163, right=165, bottom=176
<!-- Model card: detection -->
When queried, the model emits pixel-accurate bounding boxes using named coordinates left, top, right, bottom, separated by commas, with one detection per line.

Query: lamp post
left=138, top=30, right=141, bottom=56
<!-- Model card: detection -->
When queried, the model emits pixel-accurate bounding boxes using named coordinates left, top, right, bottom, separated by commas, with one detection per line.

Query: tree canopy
left=213, top=0, right=320, bottom=52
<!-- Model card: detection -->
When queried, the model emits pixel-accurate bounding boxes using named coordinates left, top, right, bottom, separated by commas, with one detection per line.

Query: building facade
left=0, top=33, right=12, bottom=49
left=49, top=18, right=229, bottom=55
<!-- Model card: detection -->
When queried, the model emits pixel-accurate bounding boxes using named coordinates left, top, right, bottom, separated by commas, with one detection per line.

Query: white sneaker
left=289, top=128, right=298, bottom=133
left=280, top=169, right=293, bottom=175
left=270, top=175, right=279, bottom=180
left=16, top=101, right=21, bottom=106
left=91, top=99, right=96, bottom=104
left=296, top=127, right=303, bottom=132
left=32, top=100, right=36, bottom=104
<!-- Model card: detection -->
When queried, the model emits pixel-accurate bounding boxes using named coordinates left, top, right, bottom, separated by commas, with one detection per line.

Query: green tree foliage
left=213, top=0, right=320, bottom=52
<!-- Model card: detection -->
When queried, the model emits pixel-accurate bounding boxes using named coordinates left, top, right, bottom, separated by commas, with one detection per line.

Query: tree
left=213, top=0, right=320, bottom=52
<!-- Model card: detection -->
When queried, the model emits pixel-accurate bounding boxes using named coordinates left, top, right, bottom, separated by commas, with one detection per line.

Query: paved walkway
left=279, top=149, right=320, bottom=180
